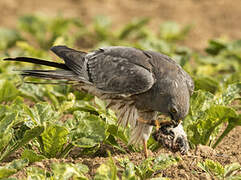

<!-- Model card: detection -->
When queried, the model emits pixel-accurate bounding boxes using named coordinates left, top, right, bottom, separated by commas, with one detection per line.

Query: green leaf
left=0, top=113, right=16, bottom=156
left=0, top=28, right=21, bottom=50
left=199, top=105, right=236, bottom=145
left=198, top=159, right=224, bottom=178
left=225, top=176, right=241, bottom=180
left=0, top=168, right=17, bottom=179
left=106, top=124, right=128, bottom=144
left=94, top=153, right=118, bottom=180
left=28, top=102, right=60, bottom=125
left=133, top=154, right=179, bottom=179
left=21, top=149, right=45, bottom=163
left=18, top=126, right=45, bottom=148
left=51, top=162, right=89, bottom=180
left=105, top=135, right=126, bottom=153
left=0, top=80, right=19, bottom=103
left=16, top=41, right=46, bottom=57
left=224, top=163, right=241, bottom=178
left=7, top=159, right=29, bottom=170
left=94, top=16, right=112, bottom=41
left=58, top=93, right=76, bottom=113
left=0, top=129, right=13, bottom=154
left=213, top=113, right=241, bottom=148
left=153, top=154, right=180, bottom=171
left=0, top=105, right=8, bottom=119
left=183, top=90, right=214, bottom=135
left=95, top=96, right=106, bottom=112
left=159, top=21, right=191, bottom=41
left=194, top=76, right=220, bottom=94
left=0, top=159, right=29, bottom=178
left=118, top=18, right=149, bottom=39
left=121, top=160, right=136, bottom=180
left=1, top=177, right=18, bottom=180
left=68, top=100, right=98, bottom=114
left=190, top=90, right=214, bottom=116
left=26, top=166, right=47, bottom=180
left=221, top=83, right=241, bottom=105
left=19, top=83, right=44, bottom=102
left=184, top=83, right=241, bottom=147
left=135, top=157, right=155, bottom=179
left=41, top=124, right=69, bottom=158
left=1, top=126, right=44, bottom=161
left=0, top=112, right=16, bottom=135
left=205, top=39, right=227, bottom=55
left=18, top=15, right=47, bottom=48
left=69, top=111, right=106, bottom=148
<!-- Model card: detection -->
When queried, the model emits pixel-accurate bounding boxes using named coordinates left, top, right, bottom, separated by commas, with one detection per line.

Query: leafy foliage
left=183, top=83, right=241, bottom=147
left=25, top=162, right=89, bottom=180
left=198, top=159, right=241, bottom=179
left=90, top=153, right=179, bottom=180
left=0, top=14, right=240, bottom=178
left=0, top=159, right=28, bottom=179
left=118, top=154, right=179, bottom=179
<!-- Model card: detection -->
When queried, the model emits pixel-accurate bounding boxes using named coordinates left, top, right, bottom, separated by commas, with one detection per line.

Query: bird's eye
left=170, top=107, right=177, bottom=113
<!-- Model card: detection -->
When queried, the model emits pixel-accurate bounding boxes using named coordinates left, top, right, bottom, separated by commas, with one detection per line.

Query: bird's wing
left=51, top=46, right=87, bottom=75
left=85, top=46, right=155, bottom=95
left=182, top=70, right=194, bottom=96
left=186, top=76, right=194, bottom=96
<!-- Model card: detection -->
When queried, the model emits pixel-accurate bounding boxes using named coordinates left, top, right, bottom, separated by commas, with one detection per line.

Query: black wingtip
left=51, top=45, right=69, bottom=53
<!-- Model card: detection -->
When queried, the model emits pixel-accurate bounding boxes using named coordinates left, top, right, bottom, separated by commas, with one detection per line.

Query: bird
left=4, top=46, right=194, bottom=157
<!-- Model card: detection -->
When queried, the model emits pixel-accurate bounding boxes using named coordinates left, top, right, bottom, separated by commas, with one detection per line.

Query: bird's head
left=142, top=82, right=191, bottom=127
left=167, top=85, right=191, bottom=127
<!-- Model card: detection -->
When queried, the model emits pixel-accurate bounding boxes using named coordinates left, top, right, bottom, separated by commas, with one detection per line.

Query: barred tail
left=19, top=69, right=82, bottom=81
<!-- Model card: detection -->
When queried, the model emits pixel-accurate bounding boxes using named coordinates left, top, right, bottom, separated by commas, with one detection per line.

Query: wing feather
left=86, top=47, right=155, bottom=95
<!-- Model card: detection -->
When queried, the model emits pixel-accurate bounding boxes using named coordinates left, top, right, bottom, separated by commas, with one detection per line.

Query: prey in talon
left=142, top=116, right=189, bottom=154
left=153, top=123, right=189, bottom=155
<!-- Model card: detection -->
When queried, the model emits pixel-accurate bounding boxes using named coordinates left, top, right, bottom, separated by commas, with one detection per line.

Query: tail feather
left=20, top=70, right=83, bottom=81
left=4, top=57, right=69, bottom=70
left=3, top=45, right=90, bottom=83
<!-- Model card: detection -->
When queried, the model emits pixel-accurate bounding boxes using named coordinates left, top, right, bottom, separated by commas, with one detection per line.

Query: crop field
left=0, top=0, right=241, bottom=179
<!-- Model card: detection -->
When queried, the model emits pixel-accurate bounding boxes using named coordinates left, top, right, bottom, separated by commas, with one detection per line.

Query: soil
left=8, top=126, right=241, bottom=179
left=0, top=0, right=240, bottom=179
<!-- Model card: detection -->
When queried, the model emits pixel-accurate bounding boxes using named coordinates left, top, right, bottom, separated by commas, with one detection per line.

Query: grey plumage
left=4, top=45, right=194, bottom=153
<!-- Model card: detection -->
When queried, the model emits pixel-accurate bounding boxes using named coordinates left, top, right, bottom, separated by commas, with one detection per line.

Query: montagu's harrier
left=4, top=46, right=194, bottom=157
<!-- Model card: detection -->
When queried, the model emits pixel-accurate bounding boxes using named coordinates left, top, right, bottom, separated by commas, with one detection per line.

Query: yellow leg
left=154, top=119, right=160, bottom=131
left=143, top=139, right=148, bottom=158
left=137, top=117, right=148, bottom=124
left=159, top=119, right=172, bottom=126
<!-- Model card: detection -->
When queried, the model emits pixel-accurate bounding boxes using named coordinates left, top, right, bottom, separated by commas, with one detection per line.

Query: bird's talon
left=155, top=120, right=160, bottom=131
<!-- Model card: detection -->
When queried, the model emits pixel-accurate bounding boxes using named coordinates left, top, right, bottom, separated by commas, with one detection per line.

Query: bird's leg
left=137, top=117, right=171, bottom=130
left=137, top=117, right=149, bottom=124
left=143, top=139, right=148, bottom=158
left=138, top=117, right=158, bottom=125
left=137, top=117, right=154, bottom=158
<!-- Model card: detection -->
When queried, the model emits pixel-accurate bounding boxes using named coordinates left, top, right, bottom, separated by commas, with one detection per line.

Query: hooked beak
left=169, top=113, right=181, bottom=127
left=171, top=119, right=181, bottom=127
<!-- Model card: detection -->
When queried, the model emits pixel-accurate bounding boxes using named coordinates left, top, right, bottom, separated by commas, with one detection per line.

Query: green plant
left=198, top=159, right=241, bottom=179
